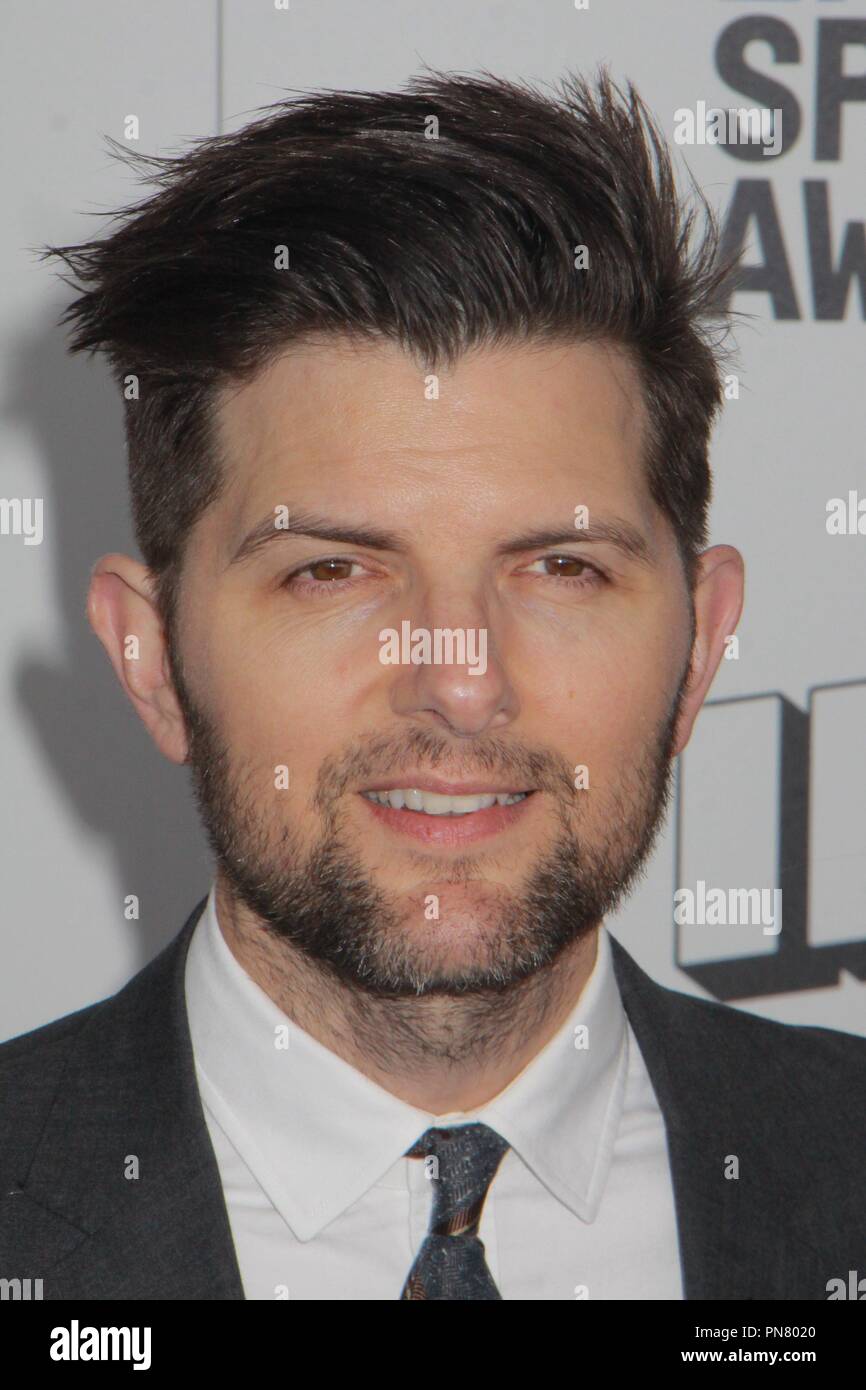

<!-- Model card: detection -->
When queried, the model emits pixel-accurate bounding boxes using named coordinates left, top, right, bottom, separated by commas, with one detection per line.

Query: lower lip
left=358, top=792, right=536, bottom=845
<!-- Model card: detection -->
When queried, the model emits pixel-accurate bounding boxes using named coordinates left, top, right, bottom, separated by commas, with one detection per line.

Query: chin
left=392, top=900, right=518, bottom=972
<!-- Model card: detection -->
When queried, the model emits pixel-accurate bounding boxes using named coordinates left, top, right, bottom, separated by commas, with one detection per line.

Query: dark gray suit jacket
left=1, top=896, right=864, bottom=1300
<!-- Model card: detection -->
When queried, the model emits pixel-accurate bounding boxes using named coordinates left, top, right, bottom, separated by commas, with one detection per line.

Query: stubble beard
left=172, top=649, right=689, bottom=1064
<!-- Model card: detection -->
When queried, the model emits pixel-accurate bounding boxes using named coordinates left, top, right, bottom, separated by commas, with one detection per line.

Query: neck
left=214, top=879, right=600, bottom=1113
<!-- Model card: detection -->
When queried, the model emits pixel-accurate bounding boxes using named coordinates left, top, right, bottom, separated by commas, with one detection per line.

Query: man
left=2, top=68, right=863, bottom=1302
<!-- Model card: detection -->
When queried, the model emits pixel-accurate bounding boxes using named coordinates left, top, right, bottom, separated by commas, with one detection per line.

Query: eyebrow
left=229, top=507, right=655, bottom=569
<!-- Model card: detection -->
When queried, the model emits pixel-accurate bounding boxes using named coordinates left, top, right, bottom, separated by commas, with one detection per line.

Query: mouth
left=361, top=788, right=531, bottom=815
left=357, top=784, right=537, bottom=845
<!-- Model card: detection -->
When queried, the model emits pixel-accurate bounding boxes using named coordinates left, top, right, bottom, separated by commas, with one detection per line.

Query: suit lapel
left=9, top=897, right=244, bottom=1299
left=609, top=932, right=817, bottom=1300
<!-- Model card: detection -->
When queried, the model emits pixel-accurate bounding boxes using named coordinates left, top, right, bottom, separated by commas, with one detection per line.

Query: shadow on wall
left=9, top=307, right=212, bottom=969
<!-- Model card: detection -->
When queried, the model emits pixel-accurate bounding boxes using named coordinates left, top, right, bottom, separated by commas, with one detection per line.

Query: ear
left=671, top=544, right=745, bottom=757
left=86, top=553, right=189, bottom=764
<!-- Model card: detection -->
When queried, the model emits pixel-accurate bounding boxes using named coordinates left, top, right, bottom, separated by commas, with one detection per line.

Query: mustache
left=313, top=731, right=578, bottom=807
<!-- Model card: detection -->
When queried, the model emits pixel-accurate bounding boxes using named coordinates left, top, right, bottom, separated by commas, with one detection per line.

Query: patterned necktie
left=400, top=1123, right=510, bottom=1300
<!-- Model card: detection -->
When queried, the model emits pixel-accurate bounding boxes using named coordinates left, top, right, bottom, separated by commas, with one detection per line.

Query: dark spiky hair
left=40, top=66, right=741, bottom=634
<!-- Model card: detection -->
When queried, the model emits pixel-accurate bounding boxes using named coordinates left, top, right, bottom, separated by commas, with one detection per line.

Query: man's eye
left=524, top=554, right=605, bottom=587
left=281, top=558, right=363, bottom=590
left=280, top=553, right=604, bottom=594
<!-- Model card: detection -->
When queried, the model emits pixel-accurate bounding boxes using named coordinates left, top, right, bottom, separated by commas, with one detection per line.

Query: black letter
left=804, top=181, right=866, bottom=319
left=815, top=20, right=866, bottom=161
left=716, top=17, right=801, bottom=161
left=719, top=180, right=800, bottom=319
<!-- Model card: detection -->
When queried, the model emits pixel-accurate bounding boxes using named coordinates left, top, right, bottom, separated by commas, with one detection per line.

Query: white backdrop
left=2, top=0, right=864, bottom=1041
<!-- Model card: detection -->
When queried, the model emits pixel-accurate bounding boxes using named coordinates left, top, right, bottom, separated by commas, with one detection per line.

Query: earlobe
left=86, top=554, right=189, bottom=765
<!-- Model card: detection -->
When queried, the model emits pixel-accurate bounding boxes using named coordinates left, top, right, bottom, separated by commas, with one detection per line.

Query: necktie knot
left=405, top=1122, right=510, bottom=1241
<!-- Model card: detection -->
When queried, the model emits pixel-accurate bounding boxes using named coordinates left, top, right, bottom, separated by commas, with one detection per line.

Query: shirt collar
left=185, top=885, right=628, bottom=1240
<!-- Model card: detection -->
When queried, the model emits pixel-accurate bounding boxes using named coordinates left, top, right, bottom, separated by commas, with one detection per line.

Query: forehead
left=209, top=335, right=653, bottom=542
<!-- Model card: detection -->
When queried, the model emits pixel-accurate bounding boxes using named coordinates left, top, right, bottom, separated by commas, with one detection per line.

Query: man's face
left=171, top=338, right=694, bottom=994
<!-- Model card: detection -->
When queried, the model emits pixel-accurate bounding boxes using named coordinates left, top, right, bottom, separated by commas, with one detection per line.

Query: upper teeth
left=362, top=789, right=529, bottom=815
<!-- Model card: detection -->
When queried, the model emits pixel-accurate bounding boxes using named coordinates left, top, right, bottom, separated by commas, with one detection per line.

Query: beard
left=171, top=648, right=691, bottom=1002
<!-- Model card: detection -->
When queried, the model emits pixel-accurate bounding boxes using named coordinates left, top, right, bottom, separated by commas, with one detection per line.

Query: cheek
left=536, top=635, right=674, bottom=755
left=221, top=639, right=359, bottom=775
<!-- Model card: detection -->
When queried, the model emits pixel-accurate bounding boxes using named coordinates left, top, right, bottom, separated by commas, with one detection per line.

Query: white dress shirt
left=184, top=886, right=683, bottom=1300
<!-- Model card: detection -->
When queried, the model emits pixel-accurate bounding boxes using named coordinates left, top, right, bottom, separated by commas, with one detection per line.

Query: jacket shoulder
left=609, top=932, right=866, bottom=1108
left=0, top=998, right=108, bottom=1189
left=658, top=972, right=866, bottom=1059
left=0, top=903, right=205, bottom=1190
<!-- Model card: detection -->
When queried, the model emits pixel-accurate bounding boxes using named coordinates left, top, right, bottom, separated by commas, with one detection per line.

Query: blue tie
left=400, top=1123, right=510, bottom=1300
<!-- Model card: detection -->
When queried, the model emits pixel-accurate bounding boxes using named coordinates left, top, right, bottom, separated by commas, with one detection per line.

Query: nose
left=385, top=602, right=519, bottom=739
